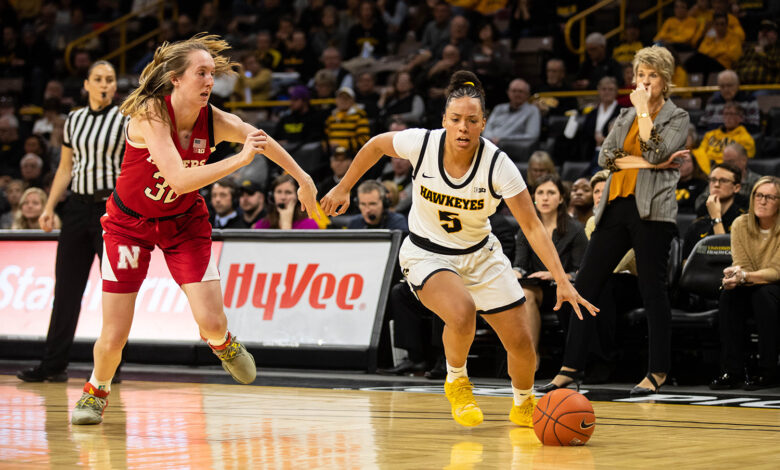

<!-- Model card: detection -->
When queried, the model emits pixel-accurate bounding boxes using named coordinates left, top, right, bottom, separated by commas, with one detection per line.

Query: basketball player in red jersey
left=71, top=35, right=318, bottom=425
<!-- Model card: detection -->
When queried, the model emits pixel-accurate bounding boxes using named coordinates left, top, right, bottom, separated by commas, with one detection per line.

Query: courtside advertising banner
left=219, top=240, right=392, bottom=348
left=0, top=240, right=219, bottom=342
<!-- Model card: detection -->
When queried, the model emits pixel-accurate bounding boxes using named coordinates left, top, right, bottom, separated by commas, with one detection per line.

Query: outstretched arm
left=320, top=132, right=399, bottom=215
left=504, top=190, right=598, bottom=320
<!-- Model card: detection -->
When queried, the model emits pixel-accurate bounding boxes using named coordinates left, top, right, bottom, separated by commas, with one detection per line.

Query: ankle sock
left=512, top=386, right=533, bottom=406
left=446, top=361, right=467, bottom=383
left=89, top=371, right=111, bottom=393
left=207, top=331, right=230, bottom=349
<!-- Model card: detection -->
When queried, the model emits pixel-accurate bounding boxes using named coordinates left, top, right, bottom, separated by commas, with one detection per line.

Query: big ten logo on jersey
left=223, top=263, right=364, bottom=320
left=193, top=138, right=207, bottom=154
left=117, top=245, right=140, bottom=269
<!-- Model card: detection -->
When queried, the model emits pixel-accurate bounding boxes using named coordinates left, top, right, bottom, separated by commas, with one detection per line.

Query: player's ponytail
left=445, top=70, right=486, bottom=114
left=120, top=33, right=237, bottom=127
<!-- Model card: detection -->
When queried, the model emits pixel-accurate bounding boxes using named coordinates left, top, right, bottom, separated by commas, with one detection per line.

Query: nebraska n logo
left=117, top=245, right=140, bottom=269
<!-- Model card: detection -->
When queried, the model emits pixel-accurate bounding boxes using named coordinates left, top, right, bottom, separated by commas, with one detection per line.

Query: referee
left=18, top=60, right=128, bottom=383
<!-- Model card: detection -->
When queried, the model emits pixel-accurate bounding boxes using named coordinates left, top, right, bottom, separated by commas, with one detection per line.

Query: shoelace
left=76, top=393, right=104, bottom=409
left=217, top=339, right=240, bottom=360
left=451, top=381, right=477, bottom=409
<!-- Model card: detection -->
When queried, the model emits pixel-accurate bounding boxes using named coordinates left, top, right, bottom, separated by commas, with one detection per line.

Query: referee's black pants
left=562, top=197, right=677, bottom=374
left=39, top=196, right=107, bottom=373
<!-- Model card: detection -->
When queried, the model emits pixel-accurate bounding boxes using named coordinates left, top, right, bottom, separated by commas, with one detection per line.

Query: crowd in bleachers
left=1, top=0, right=779, bottom=387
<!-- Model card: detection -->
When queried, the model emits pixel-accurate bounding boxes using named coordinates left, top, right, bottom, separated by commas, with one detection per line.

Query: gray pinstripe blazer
left=595, top=99, right=690, bottom=225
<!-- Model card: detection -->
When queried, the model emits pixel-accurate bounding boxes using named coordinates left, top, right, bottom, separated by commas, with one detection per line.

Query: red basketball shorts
left=101, top=195, right=219, bottom=293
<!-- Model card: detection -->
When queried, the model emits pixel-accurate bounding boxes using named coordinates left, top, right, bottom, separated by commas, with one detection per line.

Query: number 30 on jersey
left=144, top=171, right=180, bottom=203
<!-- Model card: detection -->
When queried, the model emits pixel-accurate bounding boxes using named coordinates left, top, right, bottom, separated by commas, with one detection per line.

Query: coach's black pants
left=718, top=284, right=780, bottom=377
left=562, top=197, right=676, bottom=374
left=40, top=196, right=106, bottom=373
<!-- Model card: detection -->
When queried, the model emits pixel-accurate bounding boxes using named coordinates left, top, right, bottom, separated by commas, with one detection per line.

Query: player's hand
left=554, top=279, right=598, bottom=320
left=239, top=130, right=268, bottom=165
left=295, top=175, right=318, bottom=219
left=528, top=271, right=554, bottom=281
left=39, top=208, right=55, bottom=232
left=320, top=184, right=351, bottom=216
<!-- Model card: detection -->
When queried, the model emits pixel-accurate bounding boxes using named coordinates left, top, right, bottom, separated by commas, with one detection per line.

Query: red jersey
left=114, top=95, right=215, bottom=218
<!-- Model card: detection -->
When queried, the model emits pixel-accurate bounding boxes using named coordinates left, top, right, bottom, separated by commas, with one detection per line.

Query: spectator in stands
left=210, top=179, right=247, bottom=229
left=698, top=70, right=760, bottom=133
left=693, top=102, right=755, bottom=174
left=535, top=58, right=579, bottom=116
left=403, top=15, right=473, bottom=75
left=312, top=69, right=338, bottom=115
left=378, top=0, right=408, bottom=43
left=526, top=151, right=558, bottom=190
left=280, top=30, right=318, bottom=83
left=324, top=87, right=371, bottom=153
left=685, top=12, right=743, bottom=81
left=11, top=187, right=58, bottom=230
left=23, top=134, right=49, bottom=169
left=171, top=14, right=196, bottom=43
left=683, top=162, right=748, bottom=258
left=613, top=16, right=643, bottom=64
left=471, top=22, right=512, bottom=107
left=0, top=114, right=22, bottom=178
left=422, top=44, right=463, bottom=123
left=345, top=0, right=387, bottom=59
left=347, top=180, right=408, bottom=230
left=62, top=49, right=91, bottom=105
left=254, top=30, right=282, bottom=71
left=0, top=26, right=22, bottom=78
left=676, top=139, right=709, bottom=214
left=310, top=5, right=346, bottom=58
left=696, top=142, right=762, bottom=210
left=233, top=53, right=272, bottom=103
left=196, top=2, right=222, bottom=36
left=273, top=85, right=326, bottom=150
left=19, top=153, right=44, bottom=189
left=316, top=145, right=354, bottom=199
left=514, top=175, right=587, bottom=356
left=693, top=0, right=745, bottom=44
left=483, top=79, right=540, bottom=147
left=381, top=138, right=413, bottom=215
left=354, top=72, right=380, bottom=122
left=580, top=76, right=622, bottom=162
left=16, top=23, right=51, bottom=104
left=254, top=174, right=319, bottom=229
left=420, top=1, right=451, bottom=51
left=238, top=179, right=266, bottom=228
left=315, top=47, right=353, bottom=91
left=33, top=97, right=67, bottom=151
left=377, top=71, right=425, bottom=129
left=540, top=46, right=690, bottom=396
left=735, top=19, right=779, bottom=85
left=654, top=0, right=699, bottom=48
left=617, top=62, right=637, bottom=107
left=573, top=33, right=623, bottom=90
left=0, top=178, right=23, bottom=229
left=711, top=176, right=780, bottom=390
left=569, top=177, right=594, bottom=225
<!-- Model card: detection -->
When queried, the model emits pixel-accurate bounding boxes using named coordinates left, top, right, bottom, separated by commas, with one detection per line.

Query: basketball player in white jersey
left=321, top=71, right=597, bottom=428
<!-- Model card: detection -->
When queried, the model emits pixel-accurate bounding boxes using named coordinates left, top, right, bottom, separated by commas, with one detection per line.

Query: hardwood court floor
left=1, top=374, right=779, bottom=469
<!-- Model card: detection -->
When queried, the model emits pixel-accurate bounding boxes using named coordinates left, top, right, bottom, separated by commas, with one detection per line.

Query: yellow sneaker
left=444, top=377, right=484, bottom=427
left=509, top=394, right=538, bottom=427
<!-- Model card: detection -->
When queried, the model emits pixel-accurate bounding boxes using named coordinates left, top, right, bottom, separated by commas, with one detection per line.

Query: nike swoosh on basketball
left=422, top=173, right=434, bottom=178
left=580, top=419, right=595, bottom=429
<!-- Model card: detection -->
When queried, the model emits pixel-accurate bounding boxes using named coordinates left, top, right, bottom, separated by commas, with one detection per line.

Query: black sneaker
left=17, top=366, right=68, bottom=383
left=708, top=371, right=741, bottom=390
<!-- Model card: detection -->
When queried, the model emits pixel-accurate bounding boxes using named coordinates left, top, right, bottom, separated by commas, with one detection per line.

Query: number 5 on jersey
left=438, top=210, right=462, bottom=233
left=144, top=171, right=180, bottom=203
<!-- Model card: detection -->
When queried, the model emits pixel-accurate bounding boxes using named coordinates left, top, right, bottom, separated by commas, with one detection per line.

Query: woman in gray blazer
left=539, top=46, right=691, bottom=396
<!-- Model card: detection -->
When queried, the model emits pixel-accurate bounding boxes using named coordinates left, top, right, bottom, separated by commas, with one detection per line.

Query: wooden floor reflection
left=1, top=375, right=779, bottom=469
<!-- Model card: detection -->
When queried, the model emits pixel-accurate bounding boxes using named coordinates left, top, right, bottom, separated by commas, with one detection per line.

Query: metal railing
left=64, top=0, right=177, bottom=76
left=564, top=0, right=674, bottom=62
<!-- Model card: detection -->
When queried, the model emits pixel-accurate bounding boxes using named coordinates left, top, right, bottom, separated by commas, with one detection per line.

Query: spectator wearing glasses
left=682, top=163, right=748, bottom=259
left=482, top=78, right=540, bottom=147
left=711, top=176, right=780, bottom=391
left=692, top=102, right=755, bottom=174
left=685, top=12, right=743, bottom=81
left=698, top=70, right=760, bottom=134
left=695, top=142, right=761, bottom=214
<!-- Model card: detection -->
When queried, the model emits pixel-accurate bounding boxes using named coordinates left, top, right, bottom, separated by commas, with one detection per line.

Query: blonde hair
left=632, top=46, right=675, bottom=98
left=11, top=187, right=53, bottom=230
left=745, top=176, right=780, bottom=237
left=120, top=34, right=237, bottom=127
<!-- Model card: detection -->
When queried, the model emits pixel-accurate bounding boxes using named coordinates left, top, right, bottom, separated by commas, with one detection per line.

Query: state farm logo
left=223, top=263, right=365, bottom=319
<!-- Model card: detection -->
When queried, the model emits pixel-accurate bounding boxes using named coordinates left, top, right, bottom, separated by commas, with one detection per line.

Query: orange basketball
left=533, top=389, right=596, bottom=446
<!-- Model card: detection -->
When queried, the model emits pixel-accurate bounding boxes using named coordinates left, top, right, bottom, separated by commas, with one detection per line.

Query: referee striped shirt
left=63, top=105, right=128, bottom=195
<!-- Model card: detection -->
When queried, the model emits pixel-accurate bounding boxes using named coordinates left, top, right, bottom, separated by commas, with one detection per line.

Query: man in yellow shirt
left=654, top=0, right=699, bottom=47
left=693, top=102, right=755, bottom=174
left=685, top=13, right=743, bottom=83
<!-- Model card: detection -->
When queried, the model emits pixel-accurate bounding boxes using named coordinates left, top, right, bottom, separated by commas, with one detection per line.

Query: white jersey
left=393, top=128, right=526, bottom=250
